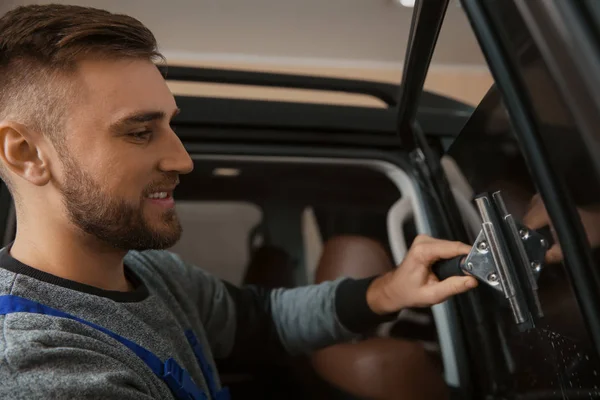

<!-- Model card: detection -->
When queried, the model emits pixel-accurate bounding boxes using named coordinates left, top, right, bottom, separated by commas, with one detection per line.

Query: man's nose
left=158, top=131, right=194, bottom=174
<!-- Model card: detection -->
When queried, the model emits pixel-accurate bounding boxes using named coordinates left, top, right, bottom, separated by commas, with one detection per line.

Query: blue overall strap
left=185, top=330, right=230, bottom=400
left=0, top=295, right=207, bottom=400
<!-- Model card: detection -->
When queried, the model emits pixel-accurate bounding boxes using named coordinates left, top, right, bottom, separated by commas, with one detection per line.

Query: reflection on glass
left=523, top=196, right=600, bottom=265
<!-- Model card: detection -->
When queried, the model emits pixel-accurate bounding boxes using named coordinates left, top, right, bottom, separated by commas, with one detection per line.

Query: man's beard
left=57, top=155, right=182, bottom=251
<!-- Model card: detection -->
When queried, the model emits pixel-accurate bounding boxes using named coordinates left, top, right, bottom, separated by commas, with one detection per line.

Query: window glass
left=449, top=87, right=600, bottom=396
left=443, top=0, right=600, bottom=396
left=420, top=1, right=493, bottom=109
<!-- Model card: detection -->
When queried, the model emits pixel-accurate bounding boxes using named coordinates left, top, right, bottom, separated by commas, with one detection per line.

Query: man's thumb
left=424, top=276, right=478, bottom=304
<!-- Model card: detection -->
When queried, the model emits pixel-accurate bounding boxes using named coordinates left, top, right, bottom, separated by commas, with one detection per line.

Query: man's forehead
left=73, top=58, right=176, bottom=118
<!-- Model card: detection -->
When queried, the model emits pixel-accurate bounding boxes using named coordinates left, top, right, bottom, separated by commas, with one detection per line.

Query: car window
left=421, top=2, right=493, bottom=109
left=443, top=1, right=600, bottom=397
left=418, top=3, right=493, bottom=153
left=449, top=88, right=600, bottom=396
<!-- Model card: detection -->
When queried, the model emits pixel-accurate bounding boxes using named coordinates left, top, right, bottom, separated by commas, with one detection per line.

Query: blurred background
left=0, top=0, right=492, bottom=107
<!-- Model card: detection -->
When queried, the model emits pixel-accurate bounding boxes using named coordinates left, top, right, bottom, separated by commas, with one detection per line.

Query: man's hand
left=366, top=235, right=478, bottom=315
left=522, top=194, right=562, bottom=264
left=523, top=194, right=600, bottom=264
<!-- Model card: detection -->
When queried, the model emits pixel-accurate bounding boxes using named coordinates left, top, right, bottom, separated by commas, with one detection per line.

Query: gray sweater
left=0, top=245, right=389, bottom=399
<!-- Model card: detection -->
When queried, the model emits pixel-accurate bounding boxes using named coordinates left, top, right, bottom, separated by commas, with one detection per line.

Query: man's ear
left=0, top=121, right=52, bottom=187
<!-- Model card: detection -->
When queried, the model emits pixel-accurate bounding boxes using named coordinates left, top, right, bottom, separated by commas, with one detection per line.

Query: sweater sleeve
left=144, top=251, right=396, bottom=363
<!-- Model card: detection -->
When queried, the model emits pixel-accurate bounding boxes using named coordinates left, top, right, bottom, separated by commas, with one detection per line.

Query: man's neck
left=10, top=224, right=132, bottom=292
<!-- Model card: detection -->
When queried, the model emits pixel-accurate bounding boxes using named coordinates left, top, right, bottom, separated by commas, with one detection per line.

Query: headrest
left=315, top=236, right=393, bottom=283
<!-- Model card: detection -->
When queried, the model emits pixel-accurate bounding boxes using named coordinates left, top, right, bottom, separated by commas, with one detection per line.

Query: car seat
left=308, top=235, right=450, bottom=400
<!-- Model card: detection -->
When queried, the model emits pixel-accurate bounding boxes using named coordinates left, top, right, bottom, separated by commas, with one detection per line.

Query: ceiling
left=2, top=0, right=487, bottom=69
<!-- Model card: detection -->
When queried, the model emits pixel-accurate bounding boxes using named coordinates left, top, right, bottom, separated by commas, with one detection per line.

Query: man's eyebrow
left=110, top=108, right=181, bottom=130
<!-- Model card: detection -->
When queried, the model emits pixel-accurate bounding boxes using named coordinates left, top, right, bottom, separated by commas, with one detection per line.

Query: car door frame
left=396, top=0, right=600, bottom=397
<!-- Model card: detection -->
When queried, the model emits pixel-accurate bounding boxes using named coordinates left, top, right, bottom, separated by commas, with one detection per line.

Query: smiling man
left=0, top=4, right=477, bottom=400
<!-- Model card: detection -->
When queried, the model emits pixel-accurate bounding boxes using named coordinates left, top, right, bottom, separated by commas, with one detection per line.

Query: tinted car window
left=449, top=84, right=600, bottom=396
left=441, top=2, right=600, bottom=397
left=449, top=0, right=600, bottom=390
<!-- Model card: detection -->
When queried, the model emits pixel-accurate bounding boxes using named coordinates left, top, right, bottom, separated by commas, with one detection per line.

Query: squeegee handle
left=432, top=255, right=465, bottom=280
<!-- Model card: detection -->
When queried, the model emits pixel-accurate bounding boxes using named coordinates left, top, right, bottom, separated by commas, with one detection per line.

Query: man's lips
left=145, top=189, right=176, bottom=208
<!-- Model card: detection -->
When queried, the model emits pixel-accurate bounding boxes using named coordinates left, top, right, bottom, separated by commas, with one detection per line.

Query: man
left=0, top=4, right=478, bottom=399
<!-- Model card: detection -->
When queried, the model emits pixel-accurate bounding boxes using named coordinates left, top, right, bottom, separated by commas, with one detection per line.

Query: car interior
left=158, top=155, right=444, bottom=399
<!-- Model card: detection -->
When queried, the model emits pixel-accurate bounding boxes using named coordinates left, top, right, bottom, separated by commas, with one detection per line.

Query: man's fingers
left=523, top=201, right=550, bottom=230
left=546, top=244, right=564, bottom=264
left=422, top=276, right=478, bottom=304
left=427, top=273, right=439, bottom=284
left=528, top=193, right=542, bottom=207
left=410, top=235, right=471, bottom=266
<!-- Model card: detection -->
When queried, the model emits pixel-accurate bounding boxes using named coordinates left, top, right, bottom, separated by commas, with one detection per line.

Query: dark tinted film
left=446, top=0, right=600, bottom=393
left=449, top=83, right=600, bottom=397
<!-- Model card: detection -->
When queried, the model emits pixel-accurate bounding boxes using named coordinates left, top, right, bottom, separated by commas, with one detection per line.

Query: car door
left=432, top=0, right=600, bottom=398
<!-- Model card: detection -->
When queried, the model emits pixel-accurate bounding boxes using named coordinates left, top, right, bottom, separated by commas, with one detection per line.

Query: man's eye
left=129, top=130, right=152, bottom=141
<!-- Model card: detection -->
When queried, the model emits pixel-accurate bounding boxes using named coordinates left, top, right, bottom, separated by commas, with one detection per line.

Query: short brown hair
left=0, top=4, right=164, bottom=190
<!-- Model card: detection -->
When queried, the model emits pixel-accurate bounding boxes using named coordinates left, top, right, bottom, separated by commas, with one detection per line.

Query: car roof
left=165, top=65, right=474, bottom=148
